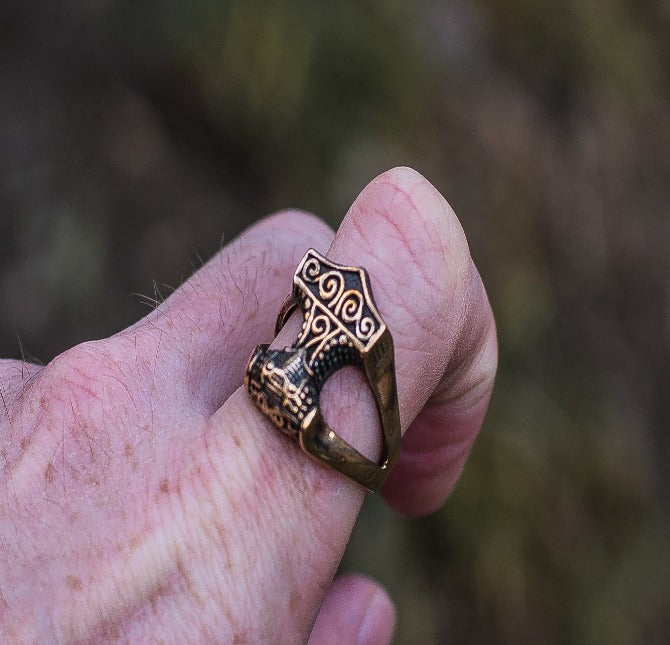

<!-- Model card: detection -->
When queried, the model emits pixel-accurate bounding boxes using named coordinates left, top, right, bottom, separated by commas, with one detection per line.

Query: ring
left=245, top=248, right=400, bottom=492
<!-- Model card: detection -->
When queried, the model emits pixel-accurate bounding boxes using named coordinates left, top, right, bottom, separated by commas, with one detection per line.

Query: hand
left=0, top=167, right=497, bottom=643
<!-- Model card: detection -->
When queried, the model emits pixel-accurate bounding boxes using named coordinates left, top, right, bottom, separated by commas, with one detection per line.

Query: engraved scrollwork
left=299, top=256, right=379, bottom=347
left=300, top=311, right=331, bottom=348
left=301, top=257, right=321, bottom=281
left=263, top=364, right=303, bottom=416
left=302, top=312, right=340, bottom=364
left=356, top=316, right=375, bottom=341
left=334, top=289, right=375, bottom=342
left=317, top=270, right=345, bottom=304
left=333, top=289, right=361, bottom=319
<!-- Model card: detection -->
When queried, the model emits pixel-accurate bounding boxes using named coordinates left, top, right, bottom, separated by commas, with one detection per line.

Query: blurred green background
left=1, top=1, right=669, bottom=642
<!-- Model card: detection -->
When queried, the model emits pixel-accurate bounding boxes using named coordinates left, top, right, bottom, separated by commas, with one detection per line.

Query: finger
left=381, top=262, right=497, bottom=515
left=308, top=574, right=395, bottom=645
left=202, top=166, right=494, bottom=636
left=118, top=211, right=334, bottom=413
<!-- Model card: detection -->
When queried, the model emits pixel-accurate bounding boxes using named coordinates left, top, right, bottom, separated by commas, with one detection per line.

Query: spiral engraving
left=317, top=270, right=345, bottom=304
left=357, top=316, right=375, bottom=341
left=298, top=255, right=378, bottom=352
left=301, top=257, right=321, bottom=281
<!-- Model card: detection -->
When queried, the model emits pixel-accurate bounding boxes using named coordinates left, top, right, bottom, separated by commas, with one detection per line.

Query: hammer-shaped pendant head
left=245, top=248, right=385, bottom=440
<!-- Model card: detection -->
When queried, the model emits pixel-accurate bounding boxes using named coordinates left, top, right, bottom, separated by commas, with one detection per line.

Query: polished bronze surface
left=245, top=248, right=400, bottom=492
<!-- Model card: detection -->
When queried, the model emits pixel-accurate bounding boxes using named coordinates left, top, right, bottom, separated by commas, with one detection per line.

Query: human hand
left=0, top=167, right=497, bottom=643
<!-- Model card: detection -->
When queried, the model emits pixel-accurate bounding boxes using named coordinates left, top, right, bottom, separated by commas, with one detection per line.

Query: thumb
left=308, top=574, right=395, bottom=645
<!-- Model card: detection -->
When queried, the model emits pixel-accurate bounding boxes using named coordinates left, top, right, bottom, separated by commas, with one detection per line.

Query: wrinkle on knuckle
left=33, top=340, right=151, bottom=470
left=42, top=340, right=139, bottom=414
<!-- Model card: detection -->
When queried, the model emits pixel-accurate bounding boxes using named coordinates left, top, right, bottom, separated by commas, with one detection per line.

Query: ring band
left=245, top=248, right=400, bottom=492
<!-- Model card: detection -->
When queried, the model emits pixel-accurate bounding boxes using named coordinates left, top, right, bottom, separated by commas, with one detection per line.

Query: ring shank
left=299, top=328, right=400, bottom=492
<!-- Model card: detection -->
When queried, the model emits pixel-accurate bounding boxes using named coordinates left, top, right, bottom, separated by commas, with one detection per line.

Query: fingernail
left=357, top=589, right=396, bottom=645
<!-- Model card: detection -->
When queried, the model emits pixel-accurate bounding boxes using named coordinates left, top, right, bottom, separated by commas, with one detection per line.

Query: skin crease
left=0, top=167, right=497, bottom=644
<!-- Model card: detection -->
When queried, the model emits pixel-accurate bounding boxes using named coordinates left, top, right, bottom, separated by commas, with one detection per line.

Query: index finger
left=206, top=166, right=497, bottom=636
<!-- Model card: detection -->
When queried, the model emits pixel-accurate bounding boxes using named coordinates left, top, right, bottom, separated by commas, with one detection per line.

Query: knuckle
left=229, top=211, right=333, bottom=275
left=37, top=338, right=144, bottom=433
left=261, top=209, right=335, bottom=245
left=1, top=339, right=134, bottom=490
left=43, top=340, right=120, bottom=401
left=163, top=211, right=334, bottom=340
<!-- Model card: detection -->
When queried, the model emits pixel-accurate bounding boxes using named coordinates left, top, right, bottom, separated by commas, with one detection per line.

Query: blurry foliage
left=109, top=0, right=421, bottom=216
left=477, top=0, right=668, bottom=105
left=1, top=0, right=669, bottom=643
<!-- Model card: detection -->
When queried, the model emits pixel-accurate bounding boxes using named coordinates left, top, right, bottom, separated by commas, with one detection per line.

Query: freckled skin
left=0, top=168, right=496, bottom=643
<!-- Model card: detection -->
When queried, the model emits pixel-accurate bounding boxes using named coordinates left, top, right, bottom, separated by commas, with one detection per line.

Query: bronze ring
left=244, top=248, right=400, bottom=492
